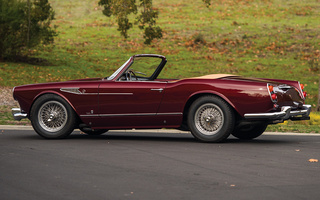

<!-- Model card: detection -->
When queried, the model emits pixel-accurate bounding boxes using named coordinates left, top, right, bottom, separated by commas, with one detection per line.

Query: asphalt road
left=1, top=129, right=320, bottom=200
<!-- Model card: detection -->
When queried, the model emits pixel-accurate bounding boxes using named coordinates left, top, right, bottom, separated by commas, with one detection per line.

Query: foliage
left=202, top=0, right=211, bottom=8
left=0, top=0, right=57, bottom=60
left=98, top=0, right=162, bottom=44
left=98, top=0, right=137, bottom=39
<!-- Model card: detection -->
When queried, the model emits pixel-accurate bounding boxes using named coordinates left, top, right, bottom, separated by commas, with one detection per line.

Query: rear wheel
left=231, top=122, right=268, bottom=140
left=187, top=96, right=235, bottom=142
left=30, top=94, right=76, bottom=139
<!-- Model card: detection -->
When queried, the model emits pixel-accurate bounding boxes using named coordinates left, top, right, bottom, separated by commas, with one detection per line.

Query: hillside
left=1, top=0, right=319, bottom=130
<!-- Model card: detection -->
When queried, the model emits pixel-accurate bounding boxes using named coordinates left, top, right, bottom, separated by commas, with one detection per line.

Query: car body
left=12, top=54, right=311, bottom=142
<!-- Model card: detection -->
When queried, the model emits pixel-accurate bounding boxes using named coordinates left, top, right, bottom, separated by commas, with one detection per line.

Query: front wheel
left=187, top=96, right=235, bottom=142
left=30, top=94, right=76, bottom=139
left=80, top=128, right=108, bottom=135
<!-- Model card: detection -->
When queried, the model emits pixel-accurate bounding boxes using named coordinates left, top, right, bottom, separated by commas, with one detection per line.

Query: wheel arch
left=30, top=91, right=78, bottom=117
left=182, top=91, right=241, bottom=125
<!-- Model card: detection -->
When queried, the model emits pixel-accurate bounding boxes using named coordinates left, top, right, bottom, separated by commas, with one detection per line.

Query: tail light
left=271, top=93, right=277, bottom=101
left=299, top=83, right=307, bottom=99
left=267, top=83, right=277, bottom=103
left=268, top=85, right=274, bottom=92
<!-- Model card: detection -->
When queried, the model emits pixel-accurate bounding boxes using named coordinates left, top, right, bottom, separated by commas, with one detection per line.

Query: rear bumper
left=244, top=104, right=311, bottom=121
left=12, top=108, right=28, bottom=121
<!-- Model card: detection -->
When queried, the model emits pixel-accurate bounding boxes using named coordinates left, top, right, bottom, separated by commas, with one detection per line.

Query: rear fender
left=186, top=90, right=241, bottom=115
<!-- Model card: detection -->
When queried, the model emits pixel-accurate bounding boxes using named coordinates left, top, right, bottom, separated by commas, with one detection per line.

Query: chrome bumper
left=244, top=104, right=311, bottom=120
left=12, top=108, right=28, bottom=121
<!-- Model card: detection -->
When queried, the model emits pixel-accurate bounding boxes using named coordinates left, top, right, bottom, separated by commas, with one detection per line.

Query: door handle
left=151, top=88, right=164, bottom=93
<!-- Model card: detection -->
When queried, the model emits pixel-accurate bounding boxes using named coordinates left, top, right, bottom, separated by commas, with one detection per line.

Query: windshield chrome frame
left=107, top=57, right=133, bottom=81
left=106, top=54, right=166, bottom=81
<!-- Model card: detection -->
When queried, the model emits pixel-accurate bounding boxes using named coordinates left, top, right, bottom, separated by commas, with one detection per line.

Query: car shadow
left=12, top=130, right=297, bottom=144
left=68, top=131, right=197, bottom=143
left=65, top=131, right=295, bottom=144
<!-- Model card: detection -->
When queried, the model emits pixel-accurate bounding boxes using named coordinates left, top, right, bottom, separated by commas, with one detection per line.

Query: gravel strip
left=0, top=87, right=19, bottom=106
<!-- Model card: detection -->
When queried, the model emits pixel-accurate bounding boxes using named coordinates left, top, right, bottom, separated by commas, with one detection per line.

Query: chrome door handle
left=151, top=88, right=164, bottom=92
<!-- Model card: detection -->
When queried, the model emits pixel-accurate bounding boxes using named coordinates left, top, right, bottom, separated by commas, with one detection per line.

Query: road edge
left=0, top=125, right=319, bottom=136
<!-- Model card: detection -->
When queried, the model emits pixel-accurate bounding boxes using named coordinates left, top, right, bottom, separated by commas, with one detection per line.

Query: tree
left=202, top=0, right=211, bottom=7
left=0, top=0, right=57, bottom=60
left=98, top=0, right=162, bottom=44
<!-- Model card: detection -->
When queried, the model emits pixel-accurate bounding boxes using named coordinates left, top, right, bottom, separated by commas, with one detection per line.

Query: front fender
left=30, top=90, right=78, bottom=115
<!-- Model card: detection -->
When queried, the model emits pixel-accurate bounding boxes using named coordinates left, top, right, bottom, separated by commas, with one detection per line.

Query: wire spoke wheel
left=188, top=96, right=235, bottom=142
left=31, top=94, right=76, bottom=139
left=38, top=101, right=68, bottom=133
left=195, top=103, right=224, bottom=136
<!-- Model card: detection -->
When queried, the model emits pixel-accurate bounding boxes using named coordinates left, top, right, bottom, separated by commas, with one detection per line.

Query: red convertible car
left=12, top=54, right=311, bottom=142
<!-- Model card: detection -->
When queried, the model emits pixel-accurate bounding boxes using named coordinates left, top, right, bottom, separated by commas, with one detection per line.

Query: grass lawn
left=1, top=0, right=319, bottom=132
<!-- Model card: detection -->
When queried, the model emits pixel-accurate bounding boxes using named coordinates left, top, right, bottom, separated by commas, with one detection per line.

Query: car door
left=97, top=80, right=167, bottom=127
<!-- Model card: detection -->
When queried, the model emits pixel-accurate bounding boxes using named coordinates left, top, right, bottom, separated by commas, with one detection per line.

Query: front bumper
left=12, top=108, right=28, bottom=121
left=244, top=104, right=311, bottom=121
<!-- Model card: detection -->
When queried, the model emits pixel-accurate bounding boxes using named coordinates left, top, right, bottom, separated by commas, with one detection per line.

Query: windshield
left=127, top=57, right=163, bottom=79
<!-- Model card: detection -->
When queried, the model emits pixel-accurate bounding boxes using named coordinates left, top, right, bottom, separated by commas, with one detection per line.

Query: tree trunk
left=27, top=0, right=31, bottom=47
left=317, top=76, right=320, bottom=111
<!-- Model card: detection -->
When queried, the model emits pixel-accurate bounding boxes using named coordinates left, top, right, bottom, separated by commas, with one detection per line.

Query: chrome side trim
left=100, top=113, right=156, bottom=117
left=99, top=93, right=133, bottom=95
left=80, top=112, right=182, bottom=117
left=244, top=104, right=311, bottom=120
left=157, top=112, right=182, bottom=115
left=60, top=88, right=133, bottom=96
left=60, top=88, right=82, bottom=94
left=12, top=108, right=28, bottom=121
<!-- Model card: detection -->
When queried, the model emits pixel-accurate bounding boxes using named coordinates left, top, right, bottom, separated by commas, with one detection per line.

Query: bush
left=309, top=112, right=320, bottom=125
left=0, top=0, right=57, bottom=60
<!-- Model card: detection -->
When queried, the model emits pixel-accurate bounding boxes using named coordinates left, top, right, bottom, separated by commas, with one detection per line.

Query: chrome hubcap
left=38, top=101, right=68, bottom=132
left=195, top=103, right=224, bottom=135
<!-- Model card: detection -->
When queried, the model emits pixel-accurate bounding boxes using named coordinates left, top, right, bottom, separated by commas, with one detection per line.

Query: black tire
left=187, top=96, right=235, bottom=142
left=80, top=128, right=108, bottom=135
left=30, top=94, right=76, bottom=139
left=231, top=123, right=268, bottom=140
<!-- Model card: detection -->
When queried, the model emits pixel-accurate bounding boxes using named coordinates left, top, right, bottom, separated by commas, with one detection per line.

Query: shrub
left=0, top=0, right=57, bottom=60
left=309, top=112, right=320, bottom=125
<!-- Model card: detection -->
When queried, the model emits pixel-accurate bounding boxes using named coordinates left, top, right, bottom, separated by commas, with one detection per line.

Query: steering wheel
left=126, top=70, right=138, bottom=81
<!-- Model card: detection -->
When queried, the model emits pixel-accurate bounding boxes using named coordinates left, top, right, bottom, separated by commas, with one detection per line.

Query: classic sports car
left=12, top=54, right=311, bottom=142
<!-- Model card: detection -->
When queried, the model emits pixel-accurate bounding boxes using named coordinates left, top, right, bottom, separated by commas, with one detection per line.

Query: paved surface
left=1, top=129, right=320, bottom=200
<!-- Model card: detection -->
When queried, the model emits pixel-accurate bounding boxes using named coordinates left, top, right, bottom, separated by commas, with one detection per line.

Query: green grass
left=1, top=0, right=320, bottom=131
